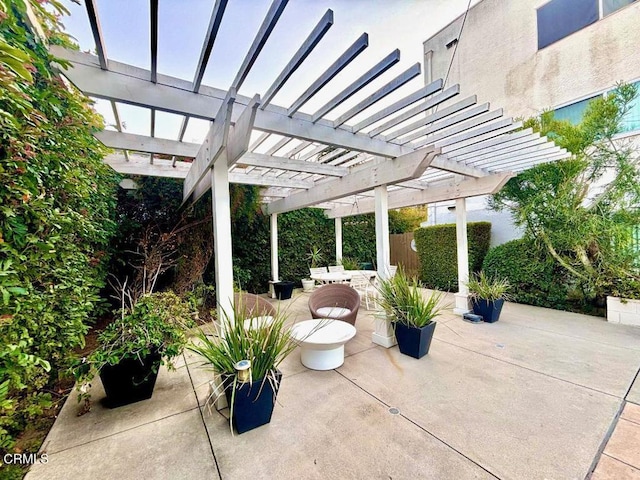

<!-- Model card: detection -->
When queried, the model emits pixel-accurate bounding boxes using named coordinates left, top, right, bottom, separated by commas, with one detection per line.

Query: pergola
left=52, top=0, right=568, bottom=321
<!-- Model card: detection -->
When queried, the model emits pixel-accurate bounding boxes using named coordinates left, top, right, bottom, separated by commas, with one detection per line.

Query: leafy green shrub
left=482, top=238, right=573, bottom=310
left=414, top=222, right=491, bottom=290
left=75, top=292, right=196, bottom=391
left=0, top=1, right=119, bottom=450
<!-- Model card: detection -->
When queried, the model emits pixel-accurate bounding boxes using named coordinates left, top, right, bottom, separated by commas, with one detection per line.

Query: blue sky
left=60, top=0, right=474, bottom=145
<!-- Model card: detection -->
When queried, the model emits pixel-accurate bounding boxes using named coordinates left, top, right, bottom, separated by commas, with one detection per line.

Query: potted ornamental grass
left=467, top=271, right=511, bottom=323
left=188, top=300, right=299, bottom=434
left=75, top=290, right=196, bottom=410
left=377, top=268, right=445, bottom=359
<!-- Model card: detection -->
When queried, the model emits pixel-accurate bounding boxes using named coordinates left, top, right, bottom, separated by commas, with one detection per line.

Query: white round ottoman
left=291, top=319, right=357, bottom=370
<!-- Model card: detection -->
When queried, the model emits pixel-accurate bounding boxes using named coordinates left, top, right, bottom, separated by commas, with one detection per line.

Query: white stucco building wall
left=422, top=0, right=640, bottom=245
left=423, top=0, right=640, bottom=120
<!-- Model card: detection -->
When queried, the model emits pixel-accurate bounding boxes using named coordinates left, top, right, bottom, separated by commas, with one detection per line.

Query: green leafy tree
left=490, top=83, right=640, bottom=300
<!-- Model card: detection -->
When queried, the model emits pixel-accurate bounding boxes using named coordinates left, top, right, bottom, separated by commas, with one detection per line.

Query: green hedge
left=1, top=3, right=119, bottom=451
left=482, top=238, right=574, bottom=312
left=414, top=222, right=491, bottom=290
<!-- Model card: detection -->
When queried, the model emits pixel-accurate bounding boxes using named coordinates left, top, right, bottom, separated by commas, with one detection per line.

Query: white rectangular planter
left=372, top=312, right=397, bottom=348
left=607, top=296, right=640, bottom=327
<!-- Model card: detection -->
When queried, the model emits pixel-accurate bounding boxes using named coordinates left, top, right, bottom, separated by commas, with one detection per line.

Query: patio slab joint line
left=334, top=370, right=501, bottom=480
left=434, top=337, right=622, bottom=399
left=600, top=451, right=640, bottom=472
left=586, top=400, right=626, bottom=478
left=184, top=352, right=223, bottom=480
left=623, top=362, right=640, bottom=400
left=43, top=405, right=201, bottom=457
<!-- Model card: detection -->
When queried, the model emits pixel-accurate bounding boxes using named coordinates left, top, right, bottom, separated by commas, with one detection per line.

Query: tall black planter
left=224, top=371, right=282, bottom=434
left=472, top=298, right=505, bottom=323
left=274, top=281, right=295, bottom=300
left=99, top=351, right=162, bottom=408
left=394, top=322, right=436, bottom=359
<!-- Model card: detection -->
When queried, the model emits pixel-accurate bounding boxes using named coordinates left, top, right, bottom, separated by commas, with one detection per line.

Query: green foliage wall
left=414, top=222, right=491, bottom=290
left=0, top=1, right=119, bottom=450
left=277, top=209, right=336, bottom=282
left=482, top=238, right=573, bottom=311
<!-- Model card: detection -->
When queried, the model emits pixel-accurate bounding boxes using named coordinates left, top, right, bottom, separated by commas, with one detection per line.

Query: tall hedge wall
left=1, top=2, right=119, bottom=451
left=482, top=238, right=578, bottom=312
left=414, top=222, right=491, bottom=290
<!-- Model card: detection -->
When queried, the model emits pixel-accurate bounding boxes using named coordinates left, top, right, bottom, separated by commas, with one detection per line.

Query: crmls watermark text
left=3, top=453, right=49, bottom=465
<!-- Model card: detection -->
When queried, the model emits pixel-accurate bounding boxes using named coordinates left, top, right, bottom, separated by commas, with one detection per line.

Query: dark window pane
left=537, top=0, right=599, bottom=49
left=603, top=0, right=637, bottom=16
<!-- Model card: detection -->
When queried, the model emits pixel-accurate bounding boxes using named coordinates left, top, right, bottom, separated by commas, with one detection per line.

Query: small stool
left=291, top=319, right=356, bottom=370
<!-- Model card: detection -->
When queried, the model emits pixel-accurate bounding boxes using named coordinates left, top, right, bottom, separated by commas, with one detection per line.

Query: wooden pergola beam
left=326, top=172, right=513, bottom=218
left=193, top=0, right=228, bottom=92
left=311, top=49, right=400, bottom=122
left=266, top=148, right=437, bottom=214
left=150, top=0, right=158, bottom=83
left=238, top=152, right=348, bottom=176
left=333, top=62, right=421, bottom=128
left=231, top=0, right=288, bottom=91
left=84, top=0, right=108, bottom=70
left=286, top=33, right=369, bottom=116
left=352, top=79, right=443, bottom=132
left=52, top=48, right=405, bottom=158
left=368, top=85, right=460, bottom=138
left=261, top=9, right=334, bottom=109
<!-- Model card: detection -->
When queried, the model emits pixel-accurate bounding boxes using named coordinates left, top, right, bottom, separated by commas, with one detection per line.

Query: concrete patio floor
left=27, top=291, right=640, bottom=480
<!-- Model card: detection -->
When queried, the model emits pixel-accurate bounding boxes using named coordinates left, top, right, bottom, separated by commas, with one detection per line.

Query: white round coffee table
left=291, top=319, right=357, bottom=370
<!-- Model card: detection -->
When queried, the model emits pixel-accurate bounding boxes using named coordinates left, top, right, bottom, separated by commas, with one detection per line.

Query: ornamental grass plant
left=466, top=271, right=512, bottom=302
left=376, top=267, right=445, bottom=328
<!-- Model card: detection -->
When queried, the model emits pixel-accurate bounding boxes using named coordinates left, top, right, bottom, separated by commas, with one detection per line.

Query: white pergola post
left=270, top=213, right=279, bottom=298
left=335, top=217, right=343, bottom=264
left=454, top=197, right=471, bottom=314
left=372, top=185, right=395, bottom=347
left=374, top=185, right=390, bottom=279
left=211, top=161, right=235, bottom=326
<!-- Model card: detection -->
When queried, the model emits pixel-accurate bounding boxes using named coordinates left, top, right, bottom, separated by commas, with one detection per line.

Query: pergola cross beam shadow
left=54, top=0, right=569, bottom=322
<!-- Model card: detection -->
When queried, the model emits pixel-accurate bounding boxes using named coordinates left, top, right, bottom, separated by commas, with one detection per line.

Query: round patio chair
left=308, top=284, right=360, bottom=326
left=234, top=292, right=277, bottom=329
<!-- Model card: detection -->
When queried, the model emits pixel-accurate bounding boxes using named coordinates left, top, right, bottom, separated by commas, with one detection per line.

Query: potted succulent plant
left=467, top=271, right=511, bottom=323
left=377, top=268, right=445, bottom=359
left=75, top=291, right=196, bottom=410
left=188, top=301, right=298, bottom=434
left=301, top=246, right=325, bottom=293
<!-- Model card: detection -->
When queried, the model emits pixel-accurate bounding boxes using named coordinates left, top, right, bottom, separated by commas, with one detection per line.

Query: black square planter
left=224, top=371, right=282, bottom=434
left=99, top=351, right=162, bottom=408
left=394, top=321, right=436, bottom=359
left=472, top=298, right=505, bottom=323
left=273, top=281, right=295, bottom=300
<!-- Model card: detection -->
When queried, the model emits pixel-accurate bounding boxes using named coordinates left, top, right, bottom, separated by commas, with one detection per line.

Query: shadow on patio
left=27, top=291, right=640, bottom=480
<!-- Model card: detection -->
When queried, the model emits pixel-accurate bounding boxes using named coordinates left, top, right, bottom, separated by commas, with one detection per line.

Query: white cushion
left=243, top=316, right=274, bottom=330
left=316, top=307, right=351, bottom=318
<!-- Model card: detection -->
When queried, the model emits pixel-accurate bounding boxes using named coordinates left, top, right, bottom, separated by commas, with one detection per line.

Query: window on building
left=554, top=81, right=640, bottom=131
left=553, top=97, right=598, bottom=125
left=537, top=0, right=599, bottom=49
left=603, top=0, right=638, bottom=16
left=620, top=81, right=640, bottom=133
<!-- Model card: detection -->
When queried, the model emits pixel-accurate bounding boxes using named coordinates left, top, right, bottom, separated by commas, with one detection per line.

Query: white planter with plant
left=301, top=278, right=315, bottom=292
left=607, top=296, right=640, bottom=326
left=372, top=311, right=396, bottom=348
